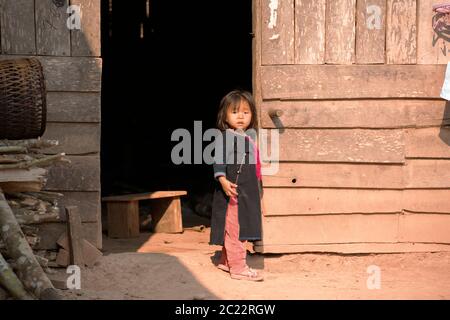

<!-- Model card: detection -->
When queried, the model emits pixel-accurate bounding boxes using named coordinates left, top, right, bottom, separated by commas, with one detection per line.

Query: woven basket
left=0, top=58, right=47, bottom=140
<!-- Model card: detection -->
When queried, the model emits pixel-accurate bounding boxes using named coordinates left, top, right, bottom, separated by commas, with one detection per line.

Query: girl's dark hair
left=216, top=90, right=258, bottom=131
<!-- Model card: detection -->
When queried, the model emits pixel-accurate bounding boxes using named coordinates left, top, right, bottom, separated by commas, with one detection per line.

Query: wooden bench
left=102, top=191, right=187, bottom=238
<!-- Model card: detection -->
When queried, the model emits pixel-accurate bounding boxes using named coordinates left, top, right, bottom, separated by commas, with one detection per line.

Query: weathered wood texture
left=45, top=156, right=100, bottom=191
left=0, top=56, right=102, bottom=91
left=0, top=0, right=36, bottom=54
left=261, top=0, right=295, bottom=65
left=263, top=188, right=401, bottom=215
left=261, top=65, right=445, bottom=99
left=259, top=212, right=450, bottom=246
left=70, top=0, right=101, bottom=56
left=150, top=197, right=184, bottom=233
left=269, top=129, right=404, bottom=163
left=262, top=160, right=450, bottom=189
left=261, top=214, right=399, bottom=244
left=294, top=0, right=326, bottom=64
left=57, top=192, right=100, bottom=223
left=34, top=222, right=101, bottom=250
left=107, top=201, right=140, bottom=238
left=255, top=242, right=450, bottom=254
left=102, top=191, right=188, bottom=202
left=262, top=189, right=450, bottom=216
left=0, top=1, right=103, bottom=252
left=386, top=0, right=417, bottom=64
left=399, top=213, right=450, bottom=243
left=405, top=127, right=450, bottom=158
left=356, top=0, right=386, bottom=64
left=261, top=100, right=450, bottom=129
left=47, top=92, right=101, bottom=122
left=66, top=206, right=84, bottom=266
left=325, top=0, right=356, bottom=64
left=255, top=0, right=450, bottom=254
left=42, top=123, right=100, bottom=155
left=0, top=168, right=47, bottom=184
left=418, top=0, right=450, bottom=64
left=35, top=0, right=71, bottom=56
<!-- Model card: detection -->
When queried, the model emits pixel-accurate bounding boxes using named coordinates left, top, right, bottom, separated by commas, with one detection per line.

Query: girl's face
left=225, top=99, right=252, bottom=131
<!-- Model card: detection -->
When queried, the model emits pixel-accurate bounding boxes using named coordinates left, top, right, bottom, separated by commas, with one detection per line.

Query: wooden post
left=150, top=197, right=183, bottom=233
left=107, top=201, right=140, bottom=238
left=66, top=206, right=84, bottom=266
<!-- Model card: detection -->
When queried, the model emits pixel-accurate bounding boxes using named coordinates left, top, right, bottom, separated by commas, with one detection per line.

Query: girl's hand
left=218, top=176, right=238, bottom=197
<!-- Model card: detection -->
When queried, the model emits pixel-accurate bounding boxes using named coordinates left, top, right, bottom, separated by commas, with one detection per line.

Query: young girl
left=210, top=90, right=264, bottom=281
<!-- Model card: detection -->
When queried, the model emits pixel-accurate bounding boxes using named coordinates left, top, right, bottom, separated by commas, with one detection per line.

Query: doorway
left=100, top=0, right=253, bottom=216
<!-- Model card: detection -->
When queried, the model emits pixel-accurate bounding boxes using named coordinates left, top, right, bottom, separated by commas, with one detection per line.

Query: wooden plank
left=81, top=239, right=102, bottom=267
left=0, top=168, right=47, bottom=183
left=405, top=127, right=450, bottom=158
left=0, top=0, right=36, bottom=54
left=404, top=160, right=450, bottom=188
left=45, top=155, right=100, bottom=191
left=261, top=0, right=295, bottom=65
left=261, top=65, right=445, bottom=100
left=0, top=56, right=101, bottom=91
left=107, top=201, right=140, bottom=238
left=34, top=222, right=100, bottom=250
left=42, top=123, right=100, bottom=155
left=55, top=248, right=70, bottom=266
left=262, top=162, right=404, bottom=188
left=403, top=190, right=450, bottom=213
left=47, top=92, right=101, bottom=122
left=386, top=0, right=417, bottom=64
left=66, top=206, right=84, bottom=266
left=261, top=214, right=399, bottom=244
left=413, top=100, right=450, bottom=127
left=263, top=188, right=402, bottom=215
left=418, top=0, right=450, bottom=64
left=263, top=188, right=450, bottom=216
left=399, top=213, right=450, bottom=243
left=270, top=159, right=450, bottom=189
left=294, top=0, right=326, bottom=64
left=150, top=197, right=183, bottom=233
left=261, top=99, right=450, bottom=129
left=355, top=0, right=386, bottom=64
left=325, top=0, right=356, bottom=64
left=271, top=129, right=404, bottom=163
left=0, top=182, right=42, bottom=193
left=70, top=0, right=101, bottom=56
left=56, top=234, right=101, bottom=267
left=35, top=0, right=71, bottom=56
left=254, top=242, right=450, bottom=254
left=57, top=191, right=100, bottom=222
left=102, top=191, right=187, bottom=202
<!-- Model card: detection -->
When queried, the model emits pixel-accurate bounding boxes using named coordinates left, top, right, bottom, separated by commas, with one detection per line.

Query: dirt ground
left=55, top=224, right=450, bottom=300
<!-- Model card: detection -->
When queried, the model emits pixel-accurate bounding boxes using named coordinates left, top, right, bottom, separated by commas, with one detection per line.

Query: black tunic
left=209, top=129, right=263, bottom=245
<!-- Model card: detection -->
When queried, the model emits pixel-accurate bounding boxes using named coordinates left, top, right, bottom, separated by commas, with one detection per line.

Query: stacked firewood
left=0, top=138, right=69, bottom=300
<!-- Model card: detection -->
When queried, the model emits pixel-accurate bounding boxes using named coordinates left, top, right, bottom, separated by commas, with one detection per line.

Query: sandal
left=230, top=267, right=264, bottom=282
left=216, top=263, right=230, bottom=272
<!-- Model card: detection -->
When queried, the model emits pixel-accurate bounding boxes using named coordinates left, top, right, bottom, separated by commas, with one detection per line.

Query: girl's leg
left=215, top=245, right=229, bottom=271
left=223, top=195, right=248, bottom=274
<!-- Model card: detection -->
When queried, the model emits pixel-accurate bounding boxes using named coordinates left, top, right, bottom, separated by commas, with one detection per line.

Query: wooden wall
left=0, top=0, right=102, bottom=249
left=254, top=0, right=450, bottom=253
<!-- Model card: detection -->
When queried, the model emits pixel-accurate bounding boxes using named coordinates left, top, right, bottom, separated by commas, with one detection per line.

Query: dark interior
left=100, top=0, right=253, bottom=210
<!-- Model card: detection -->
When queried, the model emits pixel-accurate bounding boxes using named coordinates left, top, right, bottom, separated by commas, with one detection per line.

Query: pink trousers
left=218, top=195, right=247, bottom=274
